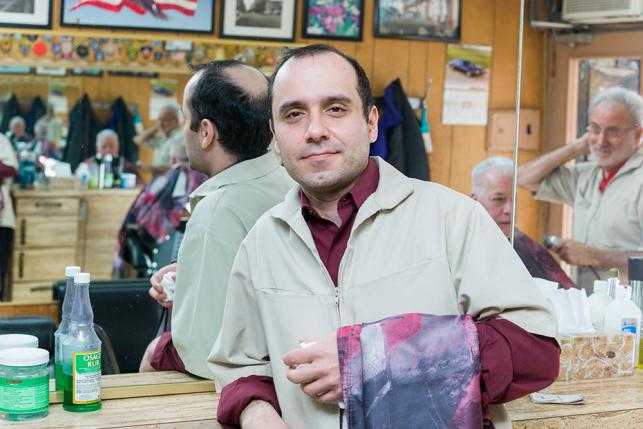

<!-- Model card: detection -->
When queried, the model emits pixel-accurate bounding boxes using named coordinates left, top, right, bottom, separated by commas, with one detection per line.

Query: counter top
left=5, top=370, right=641, bottom=428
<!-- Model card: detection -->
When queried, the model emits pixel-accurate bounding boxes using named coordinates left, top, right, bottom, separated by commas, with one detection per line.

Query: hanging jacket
left=378, top=79, right=430, bottom=181
left=64, top=94, right=100, bottom=171
left=0, top=95, right=22, bottom=134
left=26, top=97, right=46, bottom=135
left=108, top=97, right=138, bottom=164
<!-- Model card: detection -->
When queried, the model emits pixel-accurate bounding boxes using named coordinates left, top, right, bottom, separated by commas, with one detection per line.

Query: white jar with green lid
left=0, top=347, right=49, bottom=421
left=0, top=334, right=38, bottom=351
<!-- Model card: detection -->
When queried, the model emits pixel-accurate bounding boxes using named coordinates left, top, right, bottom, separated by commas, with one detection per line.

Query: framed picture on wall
left=0, top=0, right=51, bottom=28
left=375, top=0, right=461, bottom=42
left=303, top=0, right=364, bottom=41
left=60, top=0, right=215, bottom=33
left=220, top=0, right=296, bottom=41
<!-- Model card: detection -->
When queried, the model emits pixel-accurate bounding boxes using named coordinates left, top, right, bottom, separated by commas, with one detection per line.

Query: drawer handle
left=20, top=219, right=26, bottom=245
left=35, top=201, right=63, bottom=208
left=18, top=252, right=24, bottom=279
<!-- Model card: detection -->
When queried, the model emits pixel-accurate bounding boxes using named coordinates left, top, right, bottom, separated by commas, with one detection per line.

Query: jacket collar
left=188, top=151, right=281, bottom=212
left=271, top=157, right=414, bottom=245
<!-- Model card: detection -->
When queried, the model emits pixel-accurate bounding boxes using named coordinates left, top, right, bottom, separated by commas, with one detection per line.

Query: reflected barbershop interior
left=1, top=0, right=642, bottom=428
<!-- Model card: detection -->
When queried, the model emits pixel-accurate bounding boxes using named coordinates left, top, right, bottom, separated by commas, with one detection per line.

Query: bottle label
left=72, top=350, right=101, bottom=404
left=0, top=375, right=49, bottom=413
left=621, top=318, right=638, bottom=335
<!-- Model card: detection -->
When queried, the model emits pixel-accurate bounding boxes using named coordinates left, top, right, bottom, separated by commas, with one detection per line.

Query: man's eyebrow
left=277, top=95, right=354, bottom=115
left=277, top=100, right=305, bottom=115
left=322, top=95, right=352, bottom=105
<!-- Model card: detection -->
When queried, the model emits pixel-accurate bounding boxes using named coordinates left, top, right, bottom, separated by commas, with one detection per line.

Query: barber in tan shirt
left=518, top=86, right=643, bottom=288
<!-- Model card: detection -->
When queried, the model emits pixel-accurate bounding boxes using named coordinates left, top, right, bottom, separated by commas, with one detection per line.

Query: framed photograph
left=303, top=0, right=363, bottom=41
left=220, top=0, right=296, bottom=42
left=0, top=0, right=51, bottom=28
left=164, top=40, right=194, bottom=52
left=375, top=0, right=461, bottom=41
left=60, top=0, right=214, bottom=33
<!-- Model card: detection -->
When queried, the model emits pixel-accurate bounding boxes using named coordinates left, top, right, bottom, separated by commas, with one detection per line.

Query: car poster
left=442, top=44, right=491, bottom=126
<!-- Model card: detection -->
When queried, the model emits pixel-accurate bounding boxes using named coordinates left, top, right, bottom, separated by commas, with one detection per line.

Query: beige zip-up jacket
left=172, top=152, right=294, bottom=379
left=209, top=158, right=557, bottom=429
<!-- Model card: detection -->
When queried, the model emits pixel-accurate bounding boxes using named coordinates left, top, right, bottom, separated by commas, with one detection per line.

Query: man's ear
left=270, top=119, right=281, bottom=156
left=200, top=118, right=218, bottom=150
left=367, top=105, right=379, bottom=144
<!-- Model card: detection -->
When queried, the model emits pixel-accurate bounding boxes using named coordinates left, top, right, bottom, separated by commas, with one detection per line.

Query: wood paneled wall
left=1, top=0, right=545, bottom=238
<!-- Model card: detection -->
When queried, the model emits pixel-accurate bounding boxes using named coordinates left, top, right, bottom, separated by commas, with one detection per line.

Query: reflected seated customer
left=471, top=156, right=576, bottom=289
left=112, top=141, right=207, bottom=278
left=76, top=128, right=139, bottom=184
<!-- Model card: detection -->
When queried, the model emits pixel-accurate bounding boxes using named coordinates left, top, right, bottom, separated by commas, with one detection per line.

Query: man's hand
left=240, top=400, right=290, bottom=429
left=551, top=238, right=599, bottom=267
left=148, top=262, right=177, bottom=309
left=573, top=132, right=590, bottom=157
left=282, top=332, right=342, bottom=405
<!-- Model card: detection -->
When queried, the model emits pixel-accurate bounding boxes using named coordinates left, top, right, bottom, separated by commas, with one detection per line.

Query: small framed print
left=375, top=0, right=461, bottom=42
left=0, top=0, right=51, bottom=29
left=303, top=0, right=363, bottom=41
left=220, top=0, right=296, bottom=42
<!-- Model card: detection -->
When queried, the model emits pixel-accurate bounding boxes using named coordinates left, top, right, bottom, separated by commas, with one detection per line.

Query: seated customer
left=5, top=116, right=31, bottom=148
left=112, top=142, right=207, bottom=277
left=28, top=122, right=62, bottom=160
left=471, top=156, right=576, bottom=288
left=77, top=129, right=138, bottom=182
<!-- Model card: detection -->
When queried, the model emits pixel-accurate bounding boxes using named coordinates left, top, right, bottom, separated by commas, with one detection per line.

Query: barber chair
left=53, top=279, right=163, bottom=373
left=0, top=317, right=120, bottom=375
left=122, top=220, right=186, bottom=278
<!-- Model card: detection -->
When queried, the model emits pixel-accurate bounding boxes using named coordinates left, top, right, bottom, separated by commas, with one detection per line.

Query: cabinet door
left=16, top=217, right=79, bottom=248
left=12, top=247, right=77, bottom=282
left=11, top=281, right=55, bottom=303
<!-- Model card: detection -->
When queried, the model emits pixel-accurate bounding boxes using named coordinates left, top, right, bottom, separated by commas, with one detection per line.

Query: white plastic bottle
left=588, top=280, right=612, bottom=329
left=603, top=285, right=642, bottom=366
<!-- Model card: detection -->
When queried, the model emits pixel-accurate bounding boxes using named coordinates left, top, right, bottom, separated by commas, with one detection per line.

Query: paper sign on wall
left=149, top=79, right=178, bottom=120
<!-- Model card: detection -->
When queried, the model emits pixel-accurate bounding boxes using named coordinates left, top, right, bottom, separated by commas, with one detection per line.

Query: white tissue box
left=558, top=332, right=636, bottom=381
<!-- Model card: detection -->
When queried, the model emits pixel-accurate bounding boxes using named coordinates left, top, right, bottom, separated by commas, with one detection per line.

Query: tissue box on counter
left=558, top=331, right=636, bottom=381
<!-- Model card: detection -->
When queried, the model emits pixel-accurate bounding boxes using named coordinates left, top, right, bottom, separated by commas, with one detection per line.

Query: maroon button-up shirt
left=217, top=160, right=560, bottom=428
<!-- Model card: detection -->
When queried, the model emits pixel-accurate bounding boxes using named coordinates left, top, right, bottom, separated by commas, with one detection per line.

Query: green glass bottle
left=62, top=273, right=102, bottom=412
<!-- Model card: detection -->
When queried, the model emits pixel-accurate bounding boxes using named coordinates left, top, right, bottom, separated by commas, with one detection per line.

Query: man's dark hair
left=268, top=44, right=373, bottom=120
left=189, top=60, right=271, bottom=161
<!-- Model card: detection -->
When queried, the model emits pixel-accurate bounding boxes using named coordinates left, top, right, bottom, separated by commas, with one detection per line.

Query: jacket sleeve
left=533, top=164, right=579, bottom=207
left=207, top=241, right=273, bottom=391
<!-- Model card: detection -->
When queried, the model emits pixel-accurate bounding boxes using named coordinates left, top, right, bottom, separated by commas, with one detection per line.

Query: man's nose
left=304, top=111, right=329, bottom=143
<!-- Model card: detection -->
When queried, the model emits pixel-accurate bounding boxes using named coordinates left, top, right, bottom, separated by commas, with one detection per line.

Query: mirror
left=0, top=0, right=529, bottom=379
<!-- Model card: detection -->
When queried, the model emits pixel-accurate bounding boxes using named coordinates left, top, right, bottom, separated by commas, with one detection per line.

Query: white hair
left=160, top=104, right=181, bottom=121
left=96, top=129, right=119, bottom=146
left=588, top=86, right=643, bottom=125
left=9, top=116, right=25, bottom=128
left=471, top=156, right=514, bottom=196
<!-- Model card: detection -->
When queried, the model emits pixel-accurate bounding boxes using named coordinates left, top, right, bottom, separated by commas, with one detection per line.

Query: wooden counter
left=4, top=371, right=640, bottom=428
left=9, top=187, right=139, bottom=302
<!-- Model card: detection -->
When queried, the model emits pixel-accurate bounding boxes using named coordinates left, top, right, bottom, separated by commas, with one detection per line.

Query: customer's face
left=587, top=101, right=641, bottom=169
left=271, top=52, right=378, bottom=198
left=97, top=135, right=119, bottom=157
left=472, top=170, right=513, bottom=237
left=10, top=120, right=25, bottom=135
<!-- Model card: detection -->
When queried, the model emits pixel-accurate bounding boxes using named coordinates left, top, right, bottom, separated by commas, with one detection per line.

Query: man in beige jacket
left=139, top=60, right=293, bottom=378
left=209, top=45, right=559, bottom=429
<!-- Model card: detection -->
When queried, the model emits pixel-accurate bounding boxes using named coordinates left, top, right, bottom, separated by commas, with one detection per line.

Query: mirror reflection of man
left=471, top=157, right=575, bottom=289
left=518, top=87, right=643, bottom=288
left=76, top=129, right=138, bottom=179
left=208, top=45, right=559, bottom=429
left=138, top=60, right=293, bottom=379
left=5, top=116, right=30, bottom=148
left=134, top=104, right=183, bottom=176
